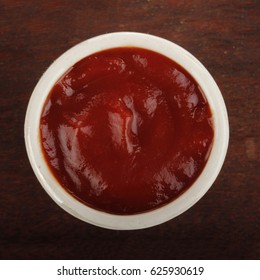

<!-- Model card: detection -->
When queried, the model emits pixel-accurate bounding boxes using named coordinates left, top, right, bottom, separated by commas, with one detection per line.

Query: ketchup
left=40, top=47, right=214, bottom=214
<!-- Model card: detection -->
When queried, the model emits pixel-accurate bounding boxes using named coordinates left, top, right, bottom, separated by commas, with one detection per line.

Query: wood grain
left=0, top=0, right=259, bottom=259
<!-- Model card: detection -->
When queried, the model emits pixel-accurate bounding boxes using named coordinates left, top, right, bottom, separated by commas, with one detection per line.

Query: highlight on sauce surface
left=40, top=47, right=214, bottom=215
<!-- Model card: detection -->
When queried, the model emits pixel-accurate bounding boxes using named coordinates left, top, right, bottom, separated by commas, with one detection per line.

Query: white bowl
left=24, top=32, right=229, bottom=230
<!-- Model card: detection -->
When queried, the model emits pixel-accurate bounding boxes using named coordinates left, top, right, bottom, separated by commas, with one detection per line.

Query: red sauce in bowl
left=40, top=47, right=214, bottom=215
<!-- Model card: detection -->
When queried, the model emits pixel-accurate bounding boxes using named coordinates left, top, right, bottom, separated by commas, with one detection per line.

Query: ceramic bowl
left=24, top=32, right=229, bottom=230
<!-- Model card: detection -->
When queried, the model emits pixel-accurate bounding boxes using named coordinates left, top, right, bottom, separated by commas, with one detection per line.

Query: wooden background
left=0, top=0, right=259, bottom=259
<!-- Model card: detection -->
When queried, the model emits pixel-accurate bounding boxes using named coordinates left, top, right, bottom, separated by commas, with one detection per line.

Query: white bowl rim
left=24, top=32, right=229, bottom=230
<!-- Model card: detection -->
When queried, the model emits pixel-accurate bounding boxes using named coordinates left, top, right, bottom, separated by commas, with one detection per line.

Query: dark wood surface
left=0, top=0, right=259, bottom=260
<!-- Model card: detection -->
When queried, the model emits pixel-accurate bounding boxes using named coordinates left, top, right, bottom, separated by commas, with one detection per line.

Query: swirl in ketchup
left=40, top=47, right=214, bottom=214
